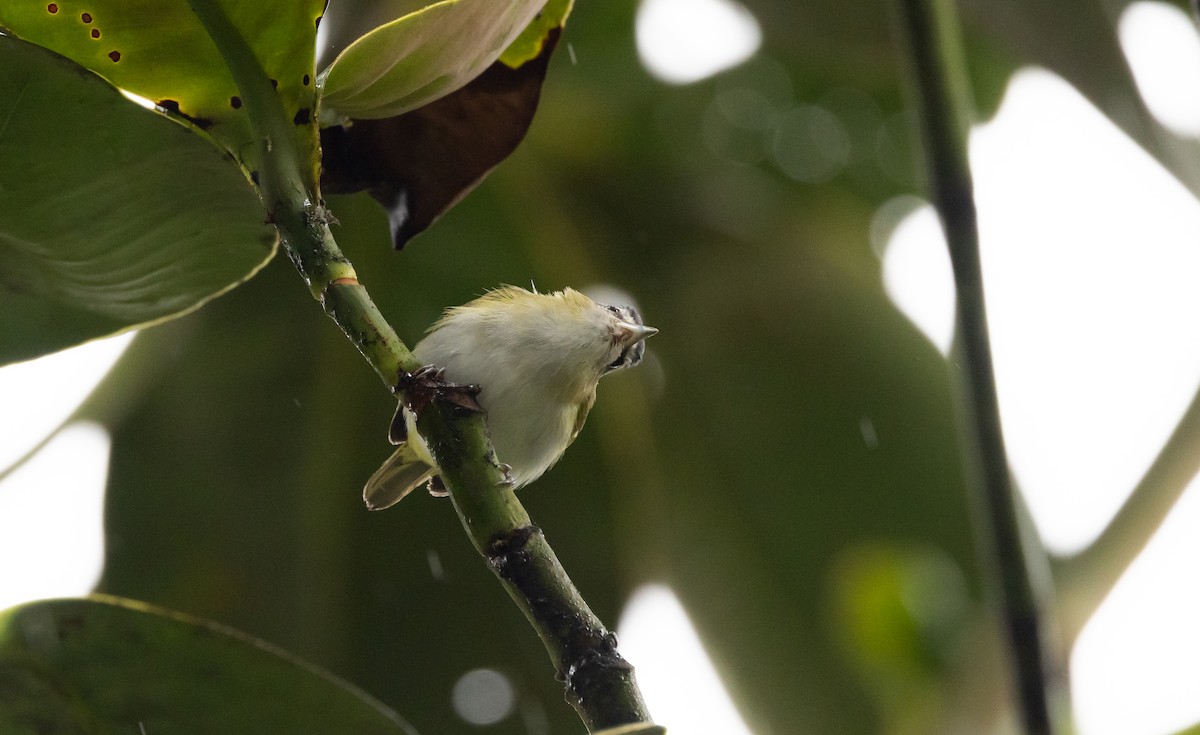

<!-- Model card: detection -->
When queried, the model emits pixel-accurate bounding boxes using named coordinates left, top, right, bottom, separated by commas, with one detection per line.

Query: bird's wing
left=569, top=389, right=598, bottom=445
left=387, top=402, right=407, bottom=445
left=363, top=442, right=436, bottom=510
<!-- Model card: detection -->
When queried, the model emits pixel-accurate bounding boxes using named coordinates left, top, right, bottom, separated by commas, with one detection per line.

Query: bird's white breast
left=413, top=312, right=582, bottom=487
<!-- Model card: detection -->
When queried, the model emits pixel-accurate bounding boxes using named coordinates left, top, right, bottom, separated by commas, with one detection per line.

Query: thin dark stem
left=186, top=2, right=653, bottom=729
left=892, top=1, right=1064, bottom=733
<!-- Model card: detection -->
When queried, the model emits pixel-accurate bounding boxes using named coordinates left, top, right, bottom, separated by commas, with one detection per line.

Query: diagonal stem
left=1054, top=372, right=1200, bottom=642
left=892, top=0, right=1066, bottom=732
left=1047, top=0, right=1200, bottom=650
left=185, top=2, right=652, bottom=729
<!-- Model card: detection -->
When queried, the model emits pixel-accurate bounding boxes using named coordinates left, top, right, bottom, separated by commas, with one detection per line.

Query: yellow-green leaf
left=0, top=34, right=275, bottom=365
left=318, top=0, right=549, bottom=121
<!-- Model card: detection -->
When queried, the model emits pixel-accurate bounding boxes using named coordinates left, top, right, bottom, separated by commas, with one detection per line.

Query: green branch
left=186, top=2, right=653, bottom=729
left=419, top=407, right=652, bottom=728
left=891, top=1, right=1066, bottom=733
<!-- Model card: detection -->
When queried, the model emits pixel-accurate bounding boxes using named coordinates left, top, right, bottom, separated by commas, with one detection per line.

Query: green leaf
left=320, top=27, right=564, bottom=248
left=318, top=0, right=550, bottom=121
left=0, top=596, right=417, bottom=734
left=0, top=34, right=275, bottom=366
left=319, top=0, right=572, bottom=247
left=593, top=724, right=666, bottom=735
left=499, top=0, right=573, bottom=68
left=0, top=0, right=324, bottom=176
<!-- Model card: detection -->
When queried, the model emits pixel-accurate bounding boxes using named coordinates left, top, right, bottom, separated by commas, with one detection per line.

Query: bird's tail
left=363, top=442, right=436, bottom=510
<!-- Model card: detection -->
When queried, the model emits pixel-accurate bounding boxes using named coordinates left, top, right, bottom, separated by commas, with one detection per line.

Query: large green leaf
left=319, top=0, right=572, bottom=247
left=318, top=0, right=550, bottom=121
left=320, top=23, right=565, bottom=248
left=0, top=34, right=275, bottom=365
left=0, top=0, right=324, bottom=177
left=0, top=596, right=417, bottom=734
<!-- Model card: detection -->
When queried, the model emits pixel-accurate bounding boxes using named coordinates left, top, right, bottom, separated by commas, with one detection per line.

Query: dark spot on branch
left=107, top=50, right=120, bottom=62
left=293, top=107, right=311, bottom=125
left=487, top=524, right=539, bottom=575
left=47, top=3, right=58, bottom=13
left=270, top=78, right=279, bottom=90
left=80, top=12, right=92, bottom=23
left=90, top=28, right=100, bottom=38
left=230, top=96, right=242, bottom=109
left=302, top=74, right=311, bottom=86
left=485, top=522, right=643, bottom=722
left=250, top=170, right=260, bottom=186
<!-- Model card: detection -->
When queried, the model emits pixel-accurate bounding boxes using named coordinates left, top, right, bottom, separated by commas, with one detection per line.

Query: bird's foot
left=497, top=463, right=515, bottom=488
left=395, top=365, right=482, bottom=417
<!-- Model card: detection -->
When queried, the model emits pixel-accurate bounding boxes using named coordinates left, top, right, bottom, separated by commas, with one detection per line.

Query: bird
left=363, top=285, right=657, bottom=510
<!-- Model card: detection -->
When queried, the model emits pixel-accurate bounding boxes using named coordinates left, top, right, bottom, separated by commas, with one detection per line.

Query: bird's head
left=459, top=286, right=657, bottom=388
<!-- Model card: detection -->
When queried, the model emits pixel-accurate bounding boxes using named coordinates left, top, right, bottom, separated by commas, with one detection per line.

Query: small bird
left=363, top=285, right=657, bottom=509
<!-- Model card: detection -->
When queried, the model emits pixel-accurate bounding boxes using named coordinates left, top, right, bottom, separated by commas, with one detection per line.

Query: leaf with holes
left=318, top=0, right=551, bottom=122
left=0, top=596, right=418, bottom=734
left=0, top=0, right=324, bottom=179
left=0, top=35, right=275, bottom=366
left=320, top=0, right=572, bottom=247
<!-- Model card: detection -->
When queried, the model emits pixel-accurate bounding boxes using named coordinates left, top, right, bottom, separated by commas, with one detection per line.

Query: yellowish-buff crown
left=428, top=285, right=596, bottom=333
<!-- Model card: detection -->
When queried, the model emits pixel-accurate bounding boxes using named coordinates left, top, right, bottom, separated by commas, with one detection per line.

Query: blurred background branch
left=1055, top=386, right=1200, bottom=642
left=892, top=0, right=1065, bottom=732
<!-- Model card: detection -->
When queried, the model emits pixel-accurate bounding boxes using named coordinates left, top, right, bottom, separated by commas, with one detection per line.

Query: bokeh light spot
left=0, top=332, right=133, bottom=473
left=0, top=422, right=110, bottom=610
left=1119, top=1, right=1200, bottom=136
left=451, top=668, right=515, bottom=726
left=771, top=105, right=851, bottom=183
left=1073, top=477, right=1200, bottom=735
left=879, top=201, right=955, bottom=355
left=973, top=68, right=1200, bottom=556
left=618, top=585, right=752, bottom=735
left=636, top=0, right=762, bottom=85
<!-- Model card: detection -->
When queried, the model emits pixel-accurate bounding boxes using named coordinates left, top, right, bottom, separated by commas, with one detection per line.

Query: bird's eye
left=604, top=304, right=620, bottom=315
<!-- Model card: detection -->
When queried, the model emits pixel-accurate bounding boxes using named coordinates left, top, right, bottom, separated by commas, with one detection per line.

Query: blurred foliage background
left=14, top=0, right=1200, bottom=732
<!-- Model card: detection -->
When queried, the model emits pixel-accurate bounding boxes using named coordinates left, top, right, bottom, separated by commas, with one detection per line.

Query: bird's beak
left=617, top=322, right=658, bottom=345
